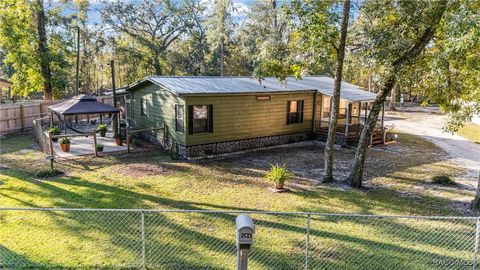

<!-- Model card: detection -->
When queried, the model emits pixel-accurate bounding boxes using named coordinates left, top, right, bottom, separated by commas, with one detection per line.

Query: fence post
left=19, top=104, right=25, bottom=130
left=48, top=132, right=54, bottom=155
left=474, top=218, right=480, bottom=270
left=141, top=210, right=146, bottom=269
left=93, top=131, right=98, bottom=157
left=304, top=214, right=311, bottom=270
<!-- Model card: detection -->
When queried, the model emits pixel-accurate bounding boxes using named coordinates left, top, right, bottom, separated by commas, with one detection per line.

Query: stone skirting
left=172, top=132, right=313, bottom=159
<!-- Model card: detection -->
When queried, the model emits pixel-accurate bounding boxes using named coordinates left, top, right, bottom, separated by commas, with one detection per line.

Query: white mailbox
left=236, top=214, right=255, bottom=249
left=236, top=214, right=255, bottom=270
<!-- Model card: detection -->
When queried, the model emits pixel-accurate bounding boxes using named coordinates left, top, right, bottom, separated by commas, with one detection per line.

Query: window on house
left=140, top=98, right=147, bottom=116
left=188, top=105, right=213, bottom=134
left=322, top=95, right=331, bottom=120
left=175, top=105, right=184, bottom=133
left=287, top=100, right=304, bottom=124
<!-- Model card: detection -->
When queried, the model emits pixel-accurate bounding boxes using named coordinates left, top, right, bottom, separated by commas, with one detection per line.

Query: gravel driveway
left=385, top=110, right=480, bottom=182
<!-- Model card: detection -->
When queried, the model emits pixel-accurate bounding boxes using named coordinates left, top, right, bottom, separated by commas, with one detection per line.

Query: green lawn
left=458, top=122, right=480, bottom=143
left=0, top=133, right=475, bottom=269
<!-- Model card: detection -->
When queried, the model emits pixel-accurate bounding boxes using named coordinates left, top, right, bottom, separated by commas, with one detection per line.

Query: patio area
left=52, top=132, right=127, bottom=157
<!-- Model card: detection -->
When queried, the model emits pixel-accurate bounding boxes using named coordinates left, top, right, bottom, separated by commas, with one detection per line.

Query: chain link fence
left=0, top=208, right=478, bottom=269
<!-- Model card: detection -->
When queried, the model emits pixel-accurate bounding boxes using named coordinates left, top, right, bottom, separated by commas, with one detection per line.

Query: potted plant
left=59, top=137, right=71, bottom=152
left=48, top=126, right=61, bottom=142
left=96, top=143, right=104, bottom=152
left=264, top=164, right=290, bottom=190
left=114, top=133, right=123, bottom=146
left=98, top=124, right=108, bottom=137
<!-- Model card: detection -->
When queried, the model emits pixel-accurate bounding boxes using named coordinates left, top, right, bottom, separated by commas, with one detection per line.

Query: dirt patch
left=119, top=163, right=170, bottom=178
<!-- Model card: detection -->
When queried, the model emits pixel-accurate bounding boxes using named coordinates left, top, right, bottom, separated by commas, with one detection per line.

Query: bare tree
left=102, top=0, right=196, bottom=75
left=322, top=0, right=351, bottom=183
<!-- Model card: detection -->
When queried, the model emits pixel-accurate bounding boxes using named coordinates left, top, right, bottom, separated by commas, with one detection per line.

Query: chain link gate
left=0, top=208, right=478, bottom=269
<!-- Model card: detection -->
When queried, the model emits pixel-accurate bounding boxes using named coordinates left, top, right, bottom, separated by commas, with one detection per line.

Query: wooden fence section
left=0, top=96, right=113, bottom=134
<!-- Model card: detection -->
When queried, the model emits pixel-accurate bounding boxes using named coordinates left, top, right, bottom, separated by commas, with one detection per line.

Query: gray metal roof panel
left=139, top=76, right=377, bottom=102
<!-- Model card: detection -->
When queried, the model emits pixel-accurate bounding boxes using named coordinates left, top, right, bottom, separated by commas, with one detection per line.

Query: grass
left=0, top=133, right=475, bottom=269
left=457, top=122, right=480, bottom=143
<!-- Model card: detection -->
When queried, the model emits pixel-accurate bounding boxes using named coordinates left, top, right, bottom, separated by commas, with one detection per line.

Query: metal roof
left=129, top=76, right=377, bottom=102
left=48, top=94, right=120, bottom=115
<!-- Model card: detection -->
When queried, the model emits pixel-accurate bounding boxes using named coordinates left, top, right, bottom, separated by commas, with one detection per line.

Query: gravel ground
left=385, top=110, right=480, bottom=184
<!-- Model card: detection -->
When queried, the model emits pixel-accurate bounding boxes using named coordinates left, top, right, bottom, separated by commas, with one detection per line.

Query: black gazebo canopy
left=48, top=94, right=120, bottom=134
left=48, top=94, right=119, bottom=115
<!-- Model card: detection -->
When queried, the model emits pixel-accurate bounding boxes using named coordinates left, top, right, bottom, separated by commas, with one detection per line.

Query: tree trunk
left=470, top=171, right=480, bottom=211
left=347, top=76, right=396, bottom=188
left=220, top=40, right=224, bottom=76
left=153, top=54, right=162, bottom=75
left=390, top=83, right=397, bottom=111
left=35, top=0, right=53, bottom=100
left=321, top=0, right=351, bottom=183
left=346, top=0, right=448, bottom=188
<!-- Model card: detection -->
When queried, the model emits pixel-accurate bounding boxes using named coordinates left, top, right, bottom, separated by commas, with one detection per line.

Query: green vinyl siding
left=131, top=84, right=186, bottom=145
left=185, top=92, right=315, bottom=145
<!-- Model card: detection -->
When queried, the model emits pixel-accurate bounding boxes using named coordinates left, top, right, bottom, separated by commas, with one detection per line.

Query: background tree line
left=0, top=0, right=478, bottom=186
left=0, top=0, right=478, bottom=131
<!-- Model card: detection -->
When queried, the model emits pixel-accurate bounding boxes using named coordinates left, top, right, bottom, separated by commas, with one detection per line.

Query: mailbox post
left=236, top=214, right=255, bottom=270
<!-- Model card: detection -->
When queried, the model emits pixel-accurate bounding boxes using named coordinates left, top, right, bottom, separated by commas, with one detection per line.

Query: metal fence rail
left=0, top=208, right=478, bottom=269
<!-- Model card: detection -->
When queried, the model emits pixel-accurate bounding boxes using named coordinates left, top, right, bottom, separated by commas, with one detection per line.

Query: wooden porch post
left=364, top=102, right=368, bottom=120
left=312, top=92, right=318, bottom=131
left=319, top=94, right=324, bottom=128
left=345, top=102, right=350, bottom=136
left=126, top=127, right=131, bottom=153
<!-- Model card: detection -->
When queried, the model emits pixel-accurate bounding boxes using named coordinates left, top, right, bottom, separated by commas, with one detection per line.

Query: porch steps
left=370, top=129, right=385, bottom=146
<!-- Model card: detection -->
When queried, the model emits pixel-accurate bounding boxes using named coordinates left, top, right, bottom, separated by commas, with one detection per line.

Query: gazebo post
left=100, top=114, right=103, bottom=124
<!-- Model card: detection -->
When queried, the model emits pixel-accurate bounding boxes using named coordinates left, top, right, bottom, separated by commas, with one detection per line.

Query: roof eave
left=179, top=89, right=317, bottom=97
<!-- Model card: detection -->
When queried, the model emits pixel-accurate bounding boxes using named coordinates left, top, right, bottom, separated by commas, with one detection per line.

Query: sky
left=49, top=0, right=256, bottom=27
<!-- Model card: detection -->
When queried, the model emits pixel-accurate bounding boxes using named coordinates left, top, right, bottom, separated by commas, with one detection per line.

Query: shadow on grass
left=1, top=168, right=476, bottom=269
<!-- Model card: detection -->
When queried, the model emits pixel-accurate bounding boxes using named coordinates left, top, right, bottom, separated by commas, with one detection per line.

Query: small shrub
left=432, top=175, right=456, bottom=185
left=96, top=144, right=104, bottom=151
left=48, top=126, right=61, bottom=142
left=47, top=126, right=60, bottom=135
left=98, top=124, right=108, bottom=136
left=131, top=138, right=142, bottom=146
left=264, top=164, right=290, bottom=187
left=98, top=124, right=108, bottom=131
left=36, top=169, right=63, bottom=178
left=59, top=137, right=70, bottom=144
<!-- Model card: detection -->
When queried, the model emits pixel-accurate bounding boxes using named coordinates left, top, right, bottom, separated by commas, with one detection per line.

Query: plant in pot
left=96, top=143, right=104, bottom=152
left=48, top=126, right=61, bottom=142
left=264, top=164, right=290, bottom=190
left=59, top=137, right=71, bottom=152
left=98, top=124, right=108, bottom=137
left=114, top=133, right=123, bottom=146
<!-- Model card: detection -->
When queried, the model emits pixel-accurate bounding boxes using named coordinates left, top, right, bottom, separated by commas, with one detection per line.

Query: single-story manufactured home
left=126, top=76, right=391, bottom=158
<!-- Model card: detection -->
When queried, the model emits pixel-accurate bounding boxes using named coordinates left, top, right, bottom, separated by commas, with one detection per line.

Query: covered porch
left=313, top=91, right=392, bottom=146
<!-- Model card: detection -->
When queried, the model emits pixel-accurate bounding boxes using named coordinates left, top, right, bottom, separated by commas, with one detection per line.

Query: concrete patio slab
left=53, top=132, right=127, bottom=157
